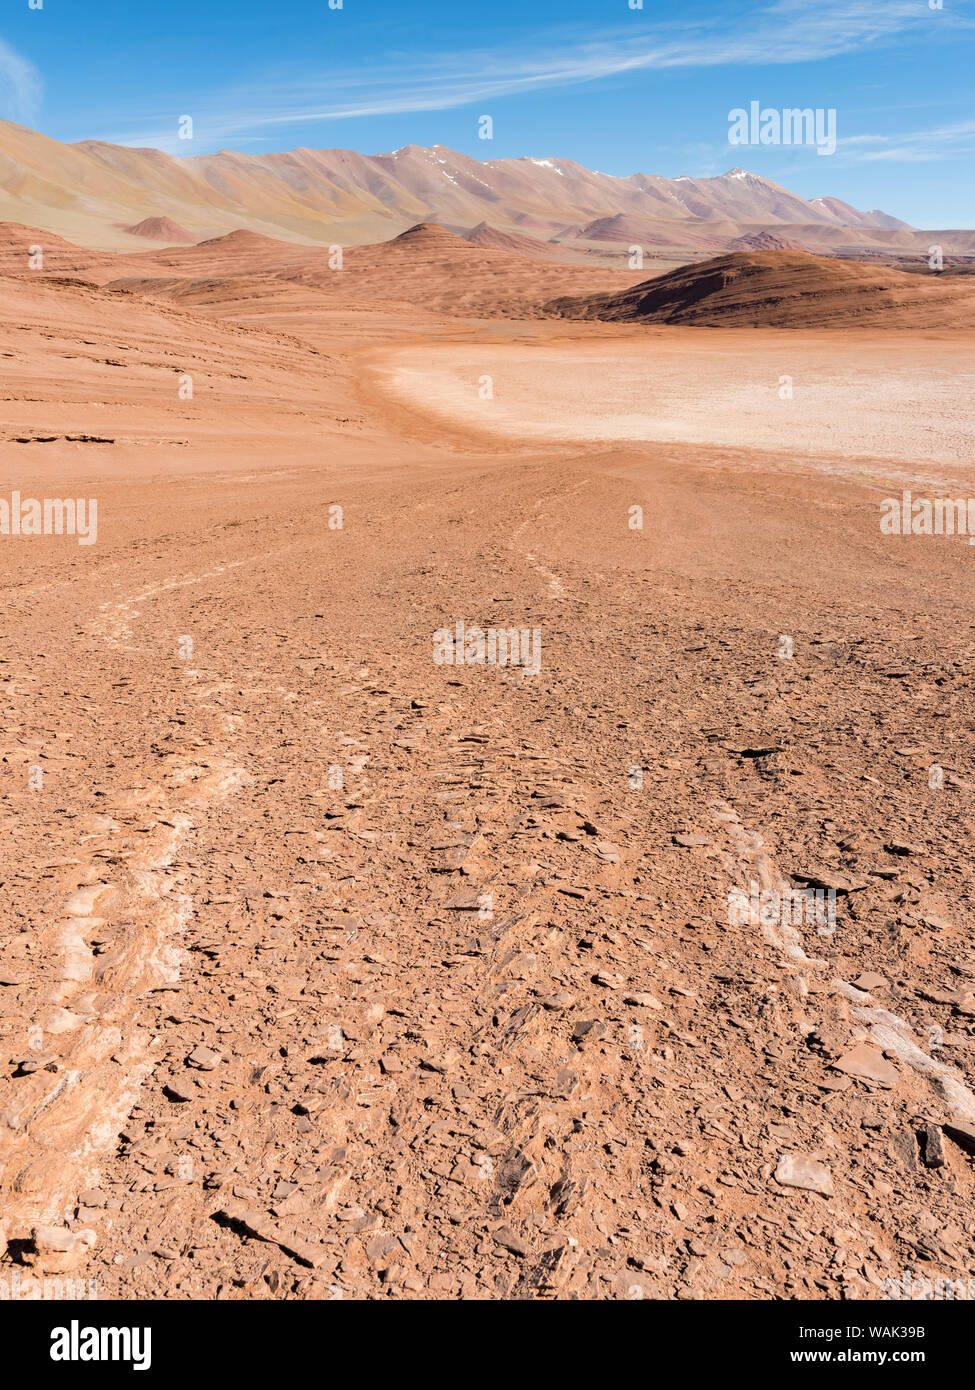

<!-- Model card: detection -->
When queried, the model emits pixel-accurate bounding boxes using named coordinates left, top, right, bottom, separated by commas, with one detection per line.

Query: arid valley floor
left=2, top=217, right=975, bottom=1302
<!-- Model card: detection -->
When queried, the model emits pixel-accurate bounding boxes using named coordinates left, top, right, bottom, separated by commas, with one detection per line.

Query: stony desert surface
left=2, top=222, right=975, bottom=1303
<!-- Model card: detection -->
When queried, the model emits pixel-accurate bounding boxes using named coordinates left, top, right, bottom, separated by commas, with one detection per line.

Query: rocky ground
left=1, top=265, right=974, bottom=1301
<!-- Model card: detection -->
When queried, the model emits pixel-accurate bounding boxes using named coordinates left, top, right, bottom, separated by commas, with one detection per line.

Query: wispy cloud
left=102, top=0, right=950, bottom=151
left=0, top=37, right=42, bottom=120
left=839, top=119, right=975, bottom=164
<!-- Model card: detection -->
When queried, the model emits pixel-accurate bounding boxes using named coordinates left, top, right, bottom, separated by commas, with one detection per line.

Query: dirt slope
left=1, top=234, right=975, bottom=1304
left=545, top=250, right=975, bottom=328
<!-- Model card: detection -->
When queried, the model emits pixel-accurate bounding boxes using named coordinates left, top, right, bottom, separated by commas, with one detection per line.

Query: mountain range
left=1, top=119, right=972, bottom=259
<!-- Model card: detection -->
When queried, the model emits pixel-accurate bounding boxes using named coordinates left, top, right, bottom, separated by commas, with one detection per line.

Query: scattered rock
left=623, top=992, right=663, bottom=1010
left=774, top=1154, right=834, bottom=1197
left=216, top=1201, right=329, bottom=1270
left=23, top=1225, right=96, bottom=1273
left=492, top=1225, right=527, bottom=1257
left=592, top=971, right=621, bottom=989
left=832, top=1043, right=899, bottom=1089
left=572, top=1019, right=607, bottom=1042
left=943, top=1121, right=975, bottom=1155
left=921, top=1125, right=946, bottom=1169
left=187, top=1045, right=221, bottom=1071
left=852, top=972, right=887, bottom=992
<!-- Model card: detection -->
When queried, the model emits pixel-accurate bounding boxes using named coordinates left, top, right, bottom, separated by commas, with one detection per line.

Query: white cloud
left=839, top=120, right=975, bottom=164
left=101, top=0, right=949, bottom=149
left=0, top=38, right=42, bottom=120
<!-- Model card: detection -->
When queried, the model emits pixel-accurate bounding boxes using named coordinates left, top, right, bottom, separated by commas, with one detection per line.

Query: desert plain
left=1, top=177, right=975, bottom=1303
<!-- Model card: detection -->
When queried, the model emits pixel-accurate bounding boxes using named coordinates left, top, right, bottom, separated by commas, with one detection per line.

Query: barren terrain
left=1, top=227, right=974, bottom=1302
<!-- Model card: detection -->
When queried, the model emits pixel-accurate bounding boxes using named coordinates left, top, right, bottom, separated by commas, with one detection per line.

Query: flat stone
left=365, top=1233, right=401, bottom=1265
left=592, top=971, right=621, bottom=989
left=24, top=1225, right=96, bottom=1273
left=572, top=1019, right=607, bottom=1041
left=492, top=1225, right=527, bottom=1257
left=623, top=992, right=663, bottom=1010
left=541, top=992, right=574, bottom=1010
left=593, top=840, right=621, bottom=862
left=774, top=1154, right=834, bottom=1197
left=852, top=972, right=888, bottom=992
left=816, top=1076, right=852, bottom=1093
left=891, top=1130, right=919, bottom=1170
left=187, top=1045, right=221, bottom=1071
left=832, top=1043, right=899, bottom=1089
left=791, top=866, right=866, bottom=893
left=420, top=1049, right=461, bottom=1073
left=920, top=913, right=954, bottom=931
left=217, top=1201, right=329, bottom=1270
left=163, top=1079, right=195, bottom=1102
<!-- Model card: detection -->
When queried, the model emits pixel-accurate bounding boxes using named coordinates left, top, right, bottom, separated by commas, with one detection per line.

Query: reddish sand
left=1, top=220, right=975, bottom=1304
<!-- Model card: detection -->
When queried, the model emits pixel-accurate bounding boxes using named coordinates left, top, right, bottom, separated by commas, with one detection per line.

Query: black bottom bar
left=0, top=1296, right=957, bottom=1375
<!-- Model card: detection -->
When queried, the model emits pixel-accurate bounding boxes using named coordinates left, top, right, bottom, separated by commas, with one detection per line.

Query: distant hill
left=123, top=216, right=197, bottom=243
left=1, top=119, right=965, bottom=257
left=543, top=250, right=975, bottom=329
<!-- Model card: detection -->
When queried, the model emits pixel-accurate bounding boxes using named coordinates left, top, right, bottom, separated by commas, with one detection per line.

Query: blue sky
left=1, top=0, right=974, bottom=225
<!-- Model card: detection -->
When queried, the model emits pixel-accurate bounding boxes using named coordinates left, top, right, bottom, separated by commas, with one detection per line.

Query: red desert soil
left=1, top=222, right=975, bottom=1302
